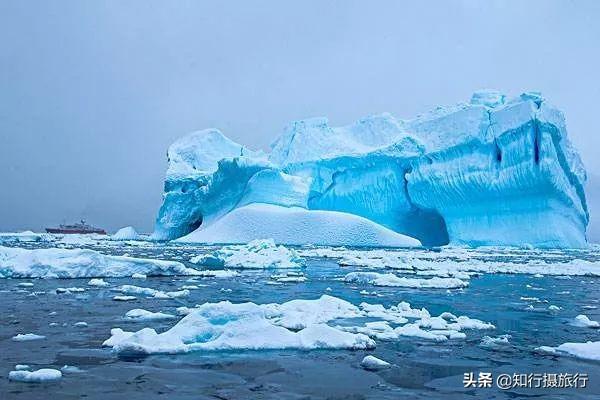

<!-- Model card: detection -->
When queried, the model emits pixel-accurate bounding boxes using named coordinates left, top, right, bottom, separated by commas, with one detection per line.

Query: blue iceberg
left=152, top=91, right=588, bottom=248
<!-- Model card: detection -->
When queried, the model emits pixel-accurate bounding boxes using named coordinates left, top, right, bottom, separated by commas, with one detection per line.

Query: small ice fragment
left=113, top=295, right=137, bottom=301
left=60, top=365, right=84, bottom=373
left=88, top=278, right=109, bottom=287
left=480, top=335, right=511, bottom=349
left=18, top=282, right=34, bottom=287
left=8, top=368, right=62, bottom=382
left=548, top=305, right=561, bottom=311
left=570, top=315, right=599, bottom=328
left=535, top=346, right=558, bottom=355
left=74, top=322, right=88, bottom=327
left=360, top=355, right=391, bottom=371
left=56, top=287, right=85, bottom=294
left=15, top=365, right=30, bottom=371
left=132, top=273, right=147, bottom=279
left=124, top=309, right=175, bottom=321
left=12, top=333, right=46, bottom=341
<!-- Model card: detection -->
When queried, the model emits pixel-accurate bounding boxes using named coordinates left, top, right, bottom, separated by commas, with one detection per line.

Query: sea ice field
left=1, top=235, right=600, bottom=399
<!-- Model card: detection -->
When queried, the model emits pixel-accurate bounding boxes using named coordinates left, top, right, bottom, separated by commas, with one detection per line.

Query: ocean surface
left=1, top=240, right=600, bottom=399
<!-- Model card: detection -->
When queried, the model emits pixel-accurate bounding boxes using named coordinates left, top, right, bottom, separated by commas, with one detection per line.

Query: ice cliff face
left=152, top=91, right=589, bottom=248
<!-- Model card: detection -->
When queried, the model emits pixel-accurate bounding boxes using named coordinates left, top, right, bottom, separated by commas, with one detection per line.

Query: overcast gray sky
left=1, top=0, right=599, bottom=240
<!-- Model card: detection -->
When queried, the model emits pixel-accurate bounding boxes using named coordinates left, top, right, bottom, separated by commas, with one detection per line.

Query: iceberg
left=111, top=226, right=141, bottom=241
left=152, top=91, right=588, bottom=248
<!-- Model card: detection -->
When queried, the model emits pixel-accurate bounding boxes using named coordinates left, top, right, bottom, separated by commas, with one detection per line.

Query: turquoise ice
left=152, top=91, right=588, bottom=248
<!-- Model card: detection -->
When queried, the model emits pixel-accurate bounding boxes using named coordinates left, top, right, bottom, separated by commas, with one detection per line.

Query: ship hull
left=46, top=228, right=107, bottom=235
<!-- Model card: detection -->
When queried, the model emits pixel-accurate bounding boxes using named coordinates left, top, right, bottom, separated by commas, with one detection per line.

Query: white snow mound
left=178, top=204, right=421, bottom=247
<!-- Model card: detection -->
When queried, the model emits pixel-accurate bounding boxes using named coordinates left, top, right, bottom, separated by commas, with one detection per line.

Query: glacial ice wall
left=152, top=91, right=588, bottom=248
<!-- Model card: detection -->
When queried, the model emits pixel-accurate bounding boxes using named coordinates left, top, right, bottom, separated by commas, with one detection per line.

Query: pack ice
left=152, top=91, right=588, bottom=248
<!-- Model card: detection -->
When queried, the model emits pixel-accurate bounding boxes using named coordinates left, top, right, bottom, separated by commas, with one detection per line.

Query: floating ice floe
left=124, top=309, right=175, bottom=321
left=0, top=245, right=201, bottom=278
left=131, top=273, right=147, bottom=279
left=480, top=335, right=511, bottom=350
left=74, top=322, right=88, bottom=327
left=88, top=278, right=110, bottom=287
left=8, top=368, right=62, bottom=382
left=116, top=285, right=190, bottom=299
left=300, top=247, right=600, bottom=281
left=58, top=234, right=105, bottom=245
left=15, top=365, right=30, bottom=371
left=361, top=355, right=391, bottom=370
left=190, top=239, right=304, bottom=269
left=344, top=271, right=468, bottom=289
left=56, top=287, right=86, bottom=294
left=17, top=282, right=34, bottom=287
left=569, top=314, right=599, bottom=328
left=111, top=226, right=141, bottom=241
left=113, top=295, right=137, bottom=301
left=0, top=231, right=51, bottom=243
left=12, top=333, right=46, bottom=341
left=536, top=341, right=600, bottom=361
left=60, top=365, right=84, bottom=373
left=270, top=272, right=307, bottom=283
left=104, top=295, right=493, bottom=355
left=104, top=303, right=374, bottom=354
left=188, top=269, right=238, bottom=278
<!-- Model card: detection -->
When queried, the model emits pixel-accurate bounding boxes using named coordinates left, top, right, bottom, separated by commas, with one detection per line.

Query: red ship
left=46, top=220, right=107, bottom=235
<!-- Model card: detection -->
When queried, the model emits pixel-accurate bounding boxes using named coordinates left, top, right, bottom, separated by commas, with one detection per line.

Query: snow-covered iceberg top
left=0, top=245, right=200, bottom=278
left=152, top=90, right=588, bottom=248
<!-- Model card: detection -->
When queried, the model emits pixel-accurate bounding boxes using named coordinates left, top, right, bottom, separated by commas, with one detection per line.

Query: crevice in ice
left=494, top=140, right=502, bottom=163
left=533, top=120, right=541, bottom=165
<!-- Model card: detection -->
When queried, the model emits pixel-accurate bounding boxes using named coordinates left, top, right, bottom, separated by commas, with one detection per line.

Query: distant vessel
left=46, top=220, right=106, bottom=235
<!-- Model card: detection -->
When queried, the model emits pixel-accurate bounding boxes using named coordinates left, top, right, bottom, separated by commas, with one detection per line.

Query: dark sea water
left=1, top=240, right=600, bottom=399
